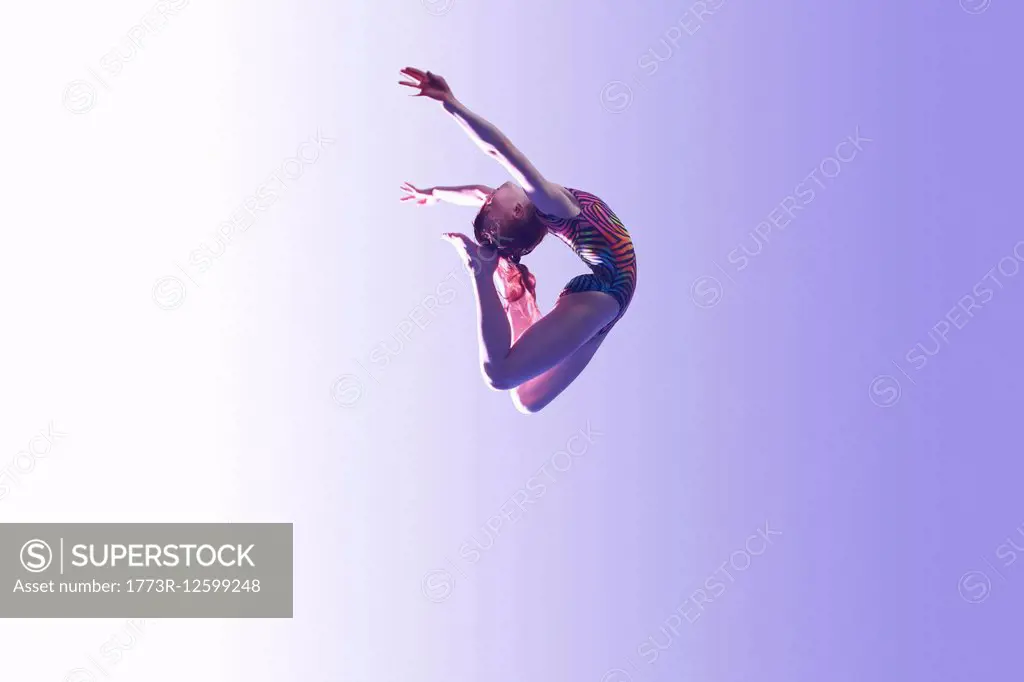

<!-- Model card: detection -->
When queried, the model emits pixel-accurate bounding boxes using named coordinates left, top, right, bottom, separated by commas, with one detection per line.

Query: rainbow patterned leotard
left=536, top=187, right=637, bottom=336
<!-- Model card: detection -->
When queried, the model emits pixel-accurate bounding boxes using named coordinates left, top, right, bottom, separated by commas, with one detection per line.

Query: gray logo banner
left=0, top=523, right=292, bottom=618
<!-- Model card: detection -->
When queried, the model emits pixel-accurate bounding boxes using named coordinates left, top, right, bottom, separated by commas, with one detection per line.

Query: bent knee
left=511, top=392, right=545, bottom=414
left=511, top=386, right=558, bottom=414
left=482, top=362, right=517, bottom=391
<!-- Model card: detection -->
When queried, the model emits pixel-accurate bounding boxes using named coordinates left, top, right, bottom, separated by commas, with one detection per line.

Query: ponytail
left=495, top=255, right=537, bottom=304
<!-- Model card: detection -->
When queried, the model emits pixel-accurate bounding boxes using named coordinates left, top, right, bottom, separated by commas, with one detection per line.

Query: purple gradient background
left=215, top=0, right=1024, bottom=681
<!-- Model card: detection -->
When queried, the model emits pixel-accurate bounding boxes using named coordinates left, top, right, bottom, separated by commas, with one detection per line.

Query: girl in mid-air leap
left=399, top=67, right=637, bottom=413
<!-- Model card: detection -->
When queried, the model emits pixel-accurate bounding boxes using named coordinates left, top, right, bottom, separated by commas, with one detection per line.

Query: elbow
left=482, top=145, right=504, bottom=161
left=480, top=135, right=511, bottom=159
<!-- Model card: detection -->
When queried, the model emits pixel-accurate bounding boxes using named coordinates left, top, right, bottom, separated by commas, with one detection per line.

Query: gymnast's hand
left=442, top=232, right=498, bottom=278
left=399, top=67, right=455, bottom=103
left=399, top=182, right=438, bottom=206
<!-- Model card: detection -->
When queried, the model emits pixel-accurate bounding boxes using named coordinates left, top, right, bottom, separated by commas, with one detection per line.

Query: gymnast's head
left=473, top=182, right=546, bottom=260
left=473, top=182, right=546, bottom=302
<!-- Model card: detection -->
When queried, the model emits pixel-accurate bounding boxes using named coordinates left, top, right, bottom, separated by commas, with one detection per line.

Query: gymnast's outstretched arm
left=399, top=182, right=493, bottom=208
left=399, top=67, right=578, bottom=219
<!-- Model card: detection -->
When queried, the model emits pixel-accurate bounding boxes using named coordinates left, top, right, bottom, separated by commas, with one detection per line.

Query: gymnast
left=399, top=67, right=637, bottom=413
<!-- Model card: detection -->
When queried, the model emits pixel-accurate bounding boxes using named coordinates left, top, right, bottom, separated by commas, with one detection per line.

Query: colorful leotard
left=536, top=187, right=637, bottom=336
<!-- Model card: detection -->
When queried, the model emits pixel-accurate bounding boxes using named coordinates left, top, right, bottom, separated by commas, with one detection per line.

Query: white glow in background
left=3, top=1, right=239, bottom=679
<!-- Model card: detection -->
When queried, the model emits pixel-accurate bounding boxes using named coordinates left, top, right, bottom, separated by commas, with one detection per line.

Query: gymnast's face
left=484, top=182, right=530, bottom=234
